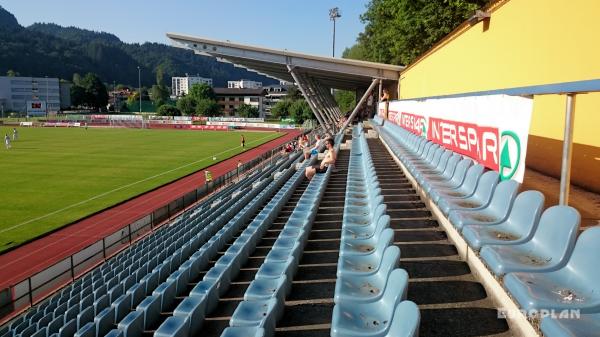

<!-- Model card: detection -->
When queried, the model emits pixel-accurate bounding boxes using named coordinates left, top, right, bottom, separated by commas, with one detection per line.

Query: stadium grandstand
left=2, top=0, right=600, bottom=336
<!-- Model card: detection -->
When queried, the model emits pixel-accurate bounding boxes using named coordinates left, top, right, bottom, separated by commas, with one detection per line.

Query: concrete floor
left=522, top=169, right=600, bottom=229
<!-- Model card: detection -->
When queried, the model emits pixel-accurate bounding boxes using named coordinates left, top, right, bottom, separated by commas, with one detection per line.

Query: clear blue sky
left=1, top=0, right=369, bottom=57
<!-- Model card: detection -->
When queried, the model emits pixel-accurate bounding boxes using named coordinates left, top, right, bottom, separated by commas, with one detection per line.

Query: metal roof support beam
left=312, top=80, right=340, bottom=122
left=339, top=78, right=380, bottom=132
left=303, top=75, right=338, bottom=134
left=305, top=77, right=338, bottom=132
left=559, top=93, right=576, bottom=205
left=287, top=65, right=334, bottom=134
left=318, top=84, right=342, bottom=119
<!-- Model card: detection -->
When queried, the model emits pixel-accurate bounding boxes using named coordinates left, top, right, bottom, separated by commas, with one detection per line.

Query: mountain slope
left=0, top=6, right=276, bottom=87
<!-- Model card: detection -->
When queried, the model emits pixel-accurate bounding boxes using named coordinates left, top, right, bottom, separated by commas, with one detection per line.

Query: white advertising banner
left=379, top=94, right=533, bottom=182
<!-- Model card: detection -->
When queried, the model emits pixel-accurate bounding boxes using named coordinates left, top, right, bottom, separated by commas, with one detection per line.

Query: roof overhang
left=166, top=33, right=404, bottom=91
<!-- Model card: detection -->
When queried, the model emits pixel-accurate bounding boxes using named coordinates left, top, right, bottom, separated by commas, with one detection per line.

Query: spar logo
left=499, top=131, right=521, bottom=180
left=427, top=117, right=522, bottom=180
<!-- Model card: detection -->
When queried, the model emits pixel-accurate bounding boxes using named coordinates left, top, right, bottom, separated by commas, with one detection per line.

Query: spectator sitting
left=304, top=134, right=323, bottom=160
left=305, top=138, right=336, bottom=180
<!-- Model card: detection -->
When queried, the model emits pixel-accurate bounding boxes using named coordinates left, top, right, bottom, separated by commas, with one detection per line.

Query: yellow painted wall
left=399, top=0, right=600, bottom=146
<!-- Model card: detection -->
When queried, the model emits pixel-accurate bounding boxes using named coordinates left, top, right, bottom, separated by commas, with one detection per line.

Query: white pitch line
left=0, top=133, right=278, bottom=234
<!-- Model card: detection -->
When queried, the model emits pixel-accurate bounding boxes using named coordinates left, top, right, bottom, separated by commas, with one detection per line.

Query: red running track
left=0, top=130, right=301, bottom=290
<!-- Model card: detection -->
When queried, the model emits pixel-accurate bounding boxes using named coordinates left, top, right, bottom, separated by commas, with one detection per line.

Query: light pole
left=45, top=75, right=49, bottom=119
left=113, top=80, right=117, bottom=112
left=137, top=66, right=142, bottom=115
left=329, top=7, right=341, bottom=58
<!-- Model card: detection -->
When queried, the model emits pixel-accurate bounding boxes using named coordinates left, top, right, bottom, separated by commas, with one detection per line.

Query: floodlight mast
left=329, top=7, right=341, bottom=58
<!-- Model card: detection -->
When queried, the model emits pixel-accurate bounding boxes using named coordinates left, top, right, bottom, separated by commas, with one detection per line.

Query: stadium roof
left=166, top=33, right=404, bottom=91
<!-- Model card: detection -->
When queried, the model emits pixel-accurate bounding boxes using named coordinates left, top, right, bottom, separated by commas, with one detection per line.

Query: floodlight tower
left=329, top=7, right=341, bottom=58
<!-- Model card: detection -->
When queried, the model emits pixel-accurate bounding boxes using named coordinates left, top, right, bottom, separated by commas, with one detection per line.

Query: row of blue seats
left=144, top=155, right=315, bottom=337
left=373, top=116, right=599, bottom=336
left=2, top=153, right=302, bottom=337
left=86, top=155, right=309, bottom=337
left=2, top=173, right=252, bottom=335
left=219, top=140, right=340, bottom=337
left=331, top=125, right=419, bottom=337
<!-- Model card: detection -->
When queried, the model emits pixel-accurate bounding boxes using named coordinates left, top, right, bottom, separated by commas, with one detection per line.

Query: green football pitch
left=0, top=127, right=281, bottom=253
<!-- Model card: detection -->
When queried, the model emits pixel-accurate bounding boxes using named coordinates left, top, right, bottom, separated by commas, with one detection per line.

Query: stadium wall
left=397, top=0, right=600, bottom=192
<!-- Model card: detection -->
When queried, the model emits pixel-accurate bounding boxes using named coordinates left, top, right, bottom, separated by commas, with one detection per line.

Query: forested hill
left=0, top=6, right=276, bottom=87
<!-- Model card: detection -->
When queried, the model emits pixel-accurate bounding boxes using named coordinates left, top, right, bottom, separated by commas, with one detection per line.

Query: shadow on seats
left=408, top=281, right=487, bottom=304
left=401, top=260, right=471, bottom=278
left=420, top=308, right=509, bottom=337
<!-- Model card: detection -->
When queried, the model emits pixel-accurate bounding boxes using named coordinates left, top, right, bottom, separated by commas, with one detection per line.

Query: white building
left=0, top=76, right=60, bottom=115
left=227, top=79, right=262, bottom=89
left=171, top=75, right=213, bottom=97
left=263, top=85, right=288, bottom=115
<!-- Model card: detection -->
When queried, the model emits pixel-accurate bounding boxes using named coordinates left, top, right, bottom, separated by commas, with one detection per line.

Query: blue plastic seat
left=104, top=329, right=123, bottom=337
left=57, top=319, right=77, bottom=337
left=340, top=227, right=394, bottom=257
left=337, top=236, right=395, bottom=278
left=437, top=171, right=499, bottom=216
left=504, top=226, right=600, bottom=313
left=448, top=179, right=520, bottom=229
left=429, top=164, right=484, bottom=204
left=220, top=327, right=265, bottom=337
left=481, top=206, right=580, bottom=276
left=136, top=295, right=161, bottom=330
left=93, top=294, right=109, bottom=315
left=229, top=299, right=278, bottom=334
left=76, top=306, right=94, bottom=330
left=18, top=325, right=36, bottom=337
left=540, top=313, right=600, bottom=337
left=462, top=191, right=545, bottom=250
left=341, top=216, right=390, bottom=255
left=343, top=203, right=386, bottom=228
left=154, top=316, right=189, bottom=337
left=173, top=295, right=207, bottom=336
left=423, top=158, right=472, bottom=195
left=112, top=293, right=132, bottom=322
left=74, top=322, right=95, bottom=337
left=152, top=280, right=177, bottom=312
left=331, top=269, right=410, bottom=337
left=48, top=315, right=64, bottom=335
left=385, top=301, right=420, bottom=337
left=335, top=247, right=401, bottom=304
left=244, top=277, right=287, bottom=320
left=94, top=306, right=115, bottom=337
left=117, top=311, right=144, bottom=337
left=255, top=256, right=296, bottom=283
left=190, top=280, right=219, bottom=314
left=126, top=283, right=146, bottom=309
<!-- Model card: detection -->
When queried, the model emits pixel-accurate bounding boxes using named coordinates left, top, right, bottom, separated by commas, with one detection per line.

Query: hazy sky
left=1, top=0, right=369, bottom=57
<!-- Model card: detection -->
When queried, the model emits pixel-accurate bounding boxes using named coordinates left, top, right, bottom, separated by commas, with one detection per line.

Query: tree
left=237, top=104, right=259, bottom=118
left=350, top=0, right=487, bottom=65
left=289, top=100, right=313, bottom=124
left=70, top=72, right=108, bottom=110
left=271, top=99, right=293, bottom=119
left=157, top=104, right=181, bottom=116
left=155, top=64, right=165, bottom=86
left=176, top=96, right=196, bottom=116
left=6, top=69, right=19, bottom=77
left=150, top=84, right=169, bottom=107
left=334, top=90, right=356, bottom=114
left=285, top=85, right=303, bottom=100
left=70, top=85, right=86, bottom=107
left=189, top=83, right=216, bottom=101
left=195, top=98, right=220, bottom=117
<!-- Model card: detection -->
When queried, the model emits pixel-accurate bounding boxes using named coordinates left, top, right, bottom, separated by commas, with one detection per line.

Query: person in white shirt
left=305, top=138, right=336, bottom=180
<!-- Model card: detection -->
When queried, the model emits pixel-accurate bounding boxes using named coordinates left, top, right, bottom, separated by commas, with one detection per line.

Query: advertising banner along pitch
left=379, top=94, right=533, bottom=182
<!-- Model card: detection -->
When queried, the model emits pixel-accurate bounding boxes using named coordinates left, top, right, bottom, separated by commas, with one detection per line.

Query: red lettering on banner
left=398, top=112, right=425, bottom=135
left=428, top=117, right=499, bottom=170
